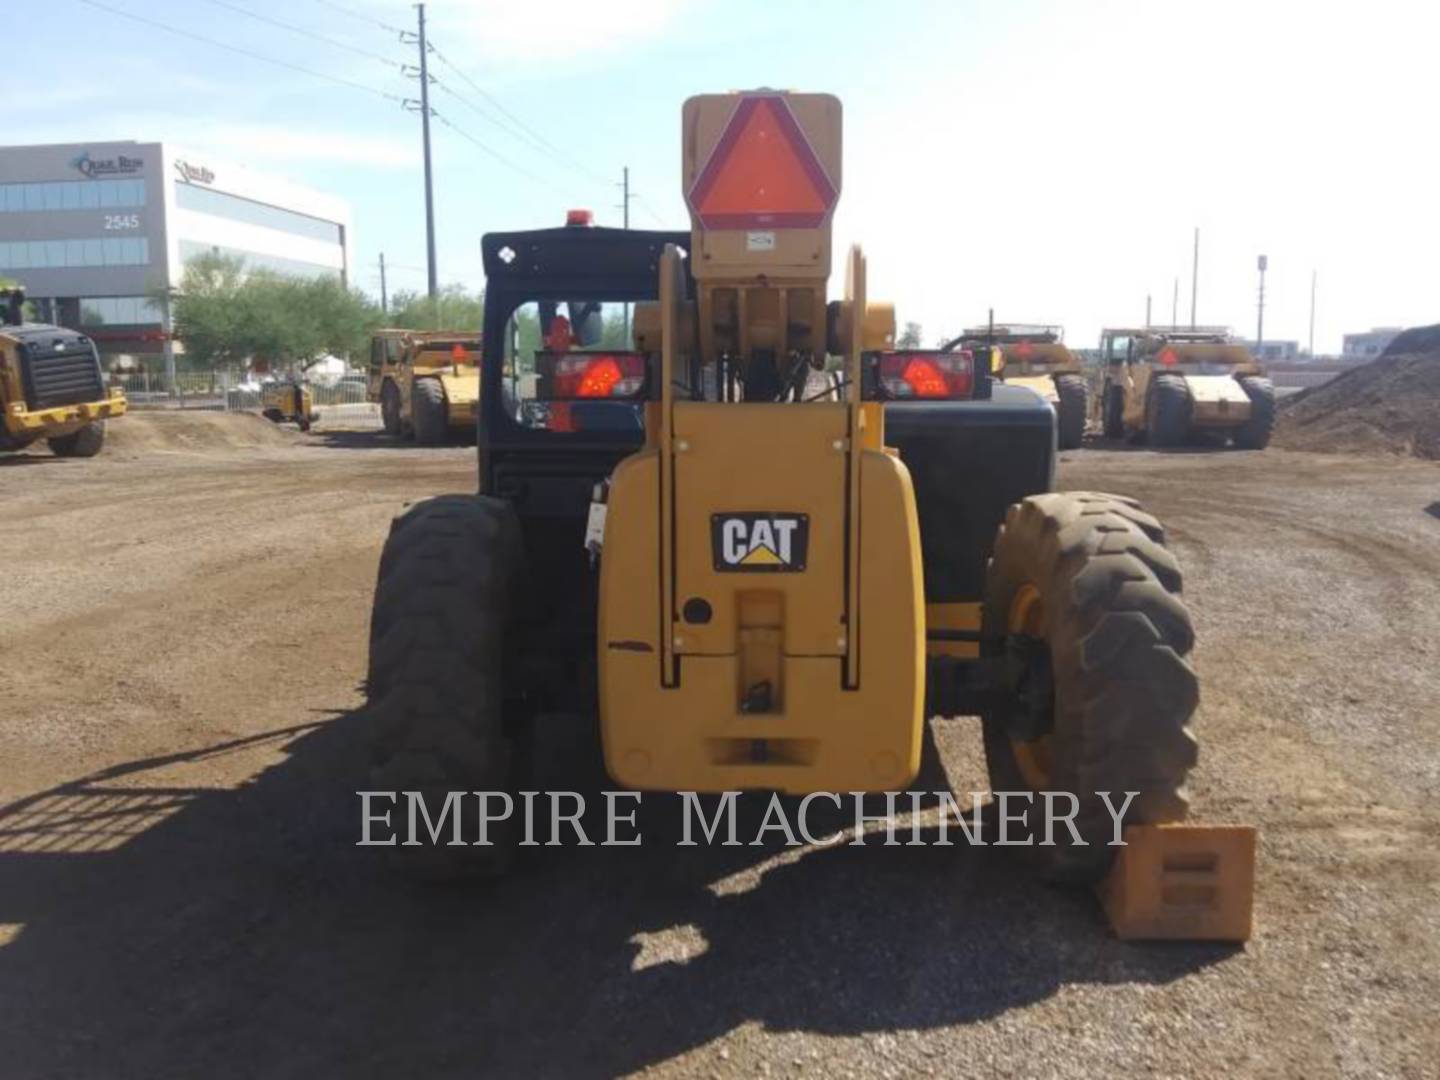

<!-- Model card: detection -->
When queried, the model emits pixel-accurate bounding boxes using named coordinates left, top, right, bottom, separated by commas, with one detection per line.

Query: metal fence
left=111, top=371, right=371, bottom=411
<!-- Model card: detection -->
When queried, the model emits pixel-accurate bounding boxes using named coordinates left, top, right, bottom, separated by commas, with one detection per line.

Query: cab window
left=501, top=300, right=643, bottom=434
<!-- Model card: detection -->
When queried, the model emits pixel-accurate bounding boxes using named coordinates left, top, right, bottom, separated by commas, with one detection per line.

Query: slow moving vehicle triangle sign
left=687, top=94, right=838, bottom=230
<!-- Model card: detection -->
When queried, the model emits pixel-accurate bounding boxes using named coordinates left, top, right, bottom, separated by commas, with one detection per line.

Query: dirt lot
left=2, top=416, right=1438, bottom=1079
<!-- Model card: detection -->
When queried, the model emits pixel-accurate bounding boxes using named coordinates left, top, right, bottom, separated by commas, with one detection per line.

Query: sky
left=7, top=0, right=1435, bottom=353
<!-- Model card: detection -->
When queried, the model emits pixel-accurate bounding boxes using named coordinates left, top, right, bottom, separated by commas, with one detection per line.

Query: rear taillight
left=537, top=351, right=647, bottom=399
left=875, top=350, right=975, bottom=399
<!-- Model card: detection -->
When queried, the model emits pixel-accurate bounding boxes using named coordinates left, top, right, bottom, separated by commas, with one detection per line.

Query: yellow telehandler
left=362, top=92, right=1251, bottom=939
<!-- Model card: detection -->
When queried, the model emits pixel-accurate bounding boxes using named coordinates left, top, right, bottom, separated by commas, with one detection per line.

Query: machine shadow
left=1082, top=434, right=1233, bottom=455
left=0, top=708, right=1233, bottom=1079
left=306, top=428, right=476, bottom=451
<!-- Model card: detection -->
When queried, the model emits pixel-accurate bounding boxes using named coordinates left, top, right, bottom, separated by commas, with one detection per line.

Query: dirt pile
left=106, top=410, right=301, bottom=454
left=1275, top=324, right=1440, bottom=459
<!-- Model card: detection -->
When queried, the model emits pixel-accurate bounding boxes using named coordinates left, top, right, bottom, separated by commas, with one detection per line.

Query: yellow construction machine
left=0, top=287, right=126, bottom=457
left=260, top=377, right=316, bottom=431
left=364, top=92, right=1251, bottom=939
left=1100, top=327, right=1274, bottom=449
left=945, top=323, right=1089, bottom=449
left=367, top=328, right=481, bottom=444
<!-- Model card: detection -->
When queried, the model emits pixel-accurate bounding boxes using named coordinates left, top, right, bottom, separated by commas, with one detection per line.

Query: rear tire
left=412, top=378, right=449, bottom=446
left=380, top=380, right=402, bottom=437
left=1146, top=373, right=1192, bottom=447
left=1234, top=375, right=1275, bottom=449
left=47, top=422, right=105, bottom=458
left=1053, top=374, right=1088, bottom=450
left=366, top=494, right=526, bottom=880
left=981, top=491, right=1198, bottom=883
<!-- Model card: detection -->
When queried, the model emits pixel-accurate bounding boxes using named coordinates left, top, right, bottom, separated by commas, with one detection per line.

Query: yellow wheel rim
left=1007, top=583, right=1053, bottom=791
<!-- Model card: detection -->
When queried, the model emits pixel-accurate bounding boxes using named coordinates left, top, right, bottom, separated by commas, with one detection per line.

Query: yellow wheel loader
left=0, top=288, right=126, bottom=458
left=260, top=378, right=316, bottom=431
left=944, top=324, right=1089, bottom=449
left=365, top=91, right=1200, bottom=888
left=367, top=329, right=481, bottom=445
left=1100, top=327, right=1274, bottom=449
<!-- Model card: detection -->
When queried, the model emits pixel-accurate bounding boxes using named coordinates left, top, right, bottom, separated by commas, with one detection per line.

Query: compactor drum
left=260, top=378, right=316, bottom=431
left=364, top=92, right=1203, bottom=898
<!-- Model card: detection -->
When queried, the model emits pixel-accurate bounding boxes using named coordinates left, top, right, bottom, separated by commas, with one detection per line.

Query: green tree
left=386, top=284, right=485, bottom=331
left=160, top=253, right=382, bottom=372
left=156, top=253, right=250, bottom=370
left=897, top=321, right=924, bottom=348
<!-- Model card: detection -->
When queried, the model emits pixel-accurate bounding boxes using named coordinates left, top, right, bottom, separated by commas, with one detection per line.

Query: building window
left=178, top=239, right=340, bottom=280
left=0, top=178, right=146, bottom=212
left=174, top=182, right=342, bottom=245
left=79, top=296, right=164, bottom=326
left=0, top=236, right=150, bottom=269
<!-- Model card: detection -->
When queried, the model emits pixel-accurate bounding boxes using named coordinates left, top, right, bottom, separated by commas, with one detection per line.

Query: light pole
left=1256, top=254, right=1268, bottom=356
left=1308, top=269, right=1317, bottom=358
left=1190, top=226, right=1199, bottom=329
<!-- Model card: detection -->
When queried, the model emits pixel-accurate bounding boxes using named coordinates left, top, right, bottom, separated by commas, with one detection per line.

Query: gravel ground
left=0, top=417, right=1437, bottom=1079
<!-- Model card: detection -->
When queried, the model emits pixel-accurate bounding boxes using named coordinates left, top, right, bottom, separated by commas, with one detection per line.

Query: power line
left=633, top=192, right=669, bottom=228
left=429, top=76, right=542, bottom=153
left=201, top=0, right=405, bottom=71
left=307, top=0, right=406, bottom=36
left=430, top=110, right=578, bottom=198
left=427, top=45, right=610, bottom=185
left=76, top=0, right=407, bottom=104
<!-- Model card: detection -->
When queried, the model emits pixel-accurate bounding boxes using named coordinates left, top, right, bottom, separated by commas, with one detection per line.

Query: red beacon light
left=875, top=350, right=976, bottom=400
left=565, top=209, right=595, bottom=227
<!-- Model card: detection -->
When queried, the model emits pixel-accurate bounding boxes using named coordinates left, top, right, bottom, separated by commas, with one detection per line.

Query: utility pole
left=378, top=252, right=388, bottom=315
left=617, top=165, right=633, bottom=341
left=1172, top=277, right=1178, bottom=329
left=1190, top=226, right=1199, bottom=329
left=1308, top=269, right=1317, bottom=358
left=402, top=5, right=438, bottom=301
left=1256, top=254, right=1268, bottom=355
left=618, top=166, right=632, bottom=229
left=1145, top=293, right=1152, bottom=328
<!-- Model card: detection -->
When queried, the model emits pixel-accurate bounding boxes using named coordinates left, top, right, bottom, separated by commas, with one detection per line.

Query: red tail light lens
left=538, top=351, right=648, bottom=399
left=876, top=350, right=975, bottom=399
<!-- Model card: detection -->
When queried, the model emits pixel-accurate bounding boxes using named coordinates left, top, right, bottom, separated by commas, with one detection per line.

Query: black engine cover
left=884, top=383, right=1056, bottom=603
